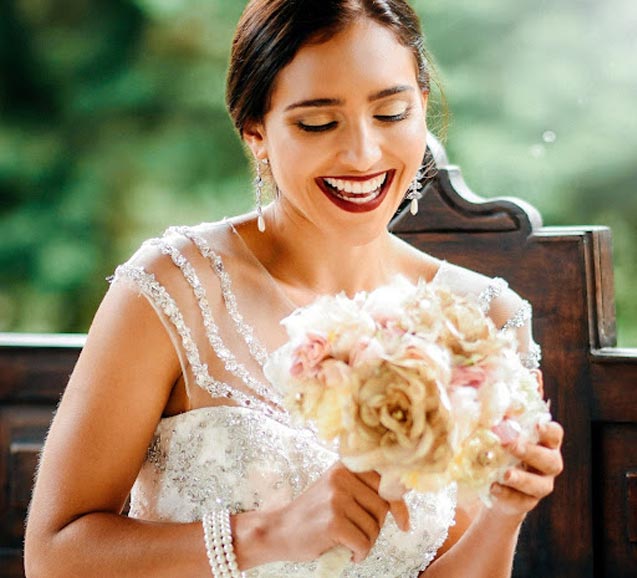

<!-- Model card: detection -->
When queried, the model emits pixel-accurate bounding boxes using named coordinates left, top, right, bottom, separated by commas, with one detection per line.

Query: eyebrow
left=370, top=85, right=414, bottom=101
left=284, top=85, right=414, bottom=112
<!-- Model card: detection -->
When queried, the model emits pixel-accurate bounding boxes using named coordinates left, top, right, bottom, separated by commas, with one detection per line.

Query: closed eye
left=296, top=121, right=338, bottom=133
left=375, top=107, right=412, bottom=123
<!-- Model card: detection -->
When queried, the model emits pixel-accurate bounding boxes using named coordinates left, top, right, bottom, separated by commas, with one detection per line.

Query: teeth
left=337, top=190, right=378, bottom=204
left=324, top=173, right=387, bottom=195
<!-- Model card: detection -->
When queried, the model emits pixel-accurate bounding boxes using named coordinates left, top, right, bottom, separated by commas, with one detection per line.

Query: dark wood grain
left=628, top=471, right=637, bottom=544
left=594, top=425, right=637, bottom=578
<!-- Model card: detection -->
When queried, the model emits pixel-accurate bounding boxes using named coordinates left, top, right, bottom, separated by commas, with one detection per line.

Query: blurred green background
left=1, top=0, right=635, bottom=345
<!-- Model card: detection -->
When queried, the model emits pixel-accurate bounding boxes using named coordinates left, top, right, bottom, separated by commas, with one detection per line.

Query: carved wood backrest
left=1, top=139, right=636, bottom=577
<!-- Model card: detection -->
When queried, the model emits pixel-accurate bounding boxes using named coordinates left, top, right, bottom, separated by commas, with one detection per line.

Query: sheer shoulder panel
left=432, top=262, right=541, bottom=369
left=494, top=293, right=542, bottom=369
left=167, top=225, right=269, bottom=367
left=148, top=237, right=280, bottom=406
left=109, top=222, right=292, bottom=423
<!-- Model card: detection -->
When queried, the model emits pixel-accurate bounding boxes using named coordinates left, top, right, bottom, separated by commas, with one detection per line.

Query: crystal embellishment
left=150, top=238, right=283, bottom=410
left=501, top=300, right=533, bottom=331
left=477, top=277, right=508, bottom=313
left=128, top=406, right=456, bottom=577
left=169, top=226, right=269, bottom=366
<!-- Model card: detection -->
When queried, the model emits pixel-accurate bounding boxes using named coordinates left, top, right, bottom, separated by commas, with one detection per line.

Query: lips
left=316, top=170, right=395, bottom=213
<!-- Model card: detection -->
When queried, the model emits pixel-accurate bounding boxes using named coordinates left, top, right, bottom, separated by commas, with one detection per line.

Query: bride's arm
left=420, top=285, right=563, bottom=578
left=419, top=414, right=563, bottom=578
left=24, top=281, right=397, bottom=577
left=24, top=283, right=214, bottom=577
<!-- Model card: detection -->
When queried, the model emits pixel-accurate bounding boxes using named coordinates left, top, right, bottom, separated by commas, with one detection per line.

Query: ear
left=242, top=121, right=268, bottom=162
left=420, top=90, right=429, bottom=114
left=420, top=91, right=429, bottom=140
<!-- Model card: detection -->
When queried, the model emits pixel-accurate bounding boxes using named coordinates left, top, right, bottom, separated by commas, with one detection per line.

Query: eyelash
left=376, top=109, right=411, bottom=122
left=297, top=121, right=338, bottom=133
left=296, top=108, right=412, bottom=133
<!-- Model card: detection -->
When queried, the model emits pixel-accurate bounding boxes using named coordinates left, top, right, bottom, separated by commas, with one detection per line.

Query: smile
left=316, top=170, right=395, bottom=213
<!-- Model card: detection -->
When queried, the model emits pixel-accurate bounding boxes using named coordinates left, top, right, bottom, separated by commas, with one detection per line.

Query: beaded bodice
left=111, top=219, right=540, bottom=577
left=130, top=405, right=456, bottom=577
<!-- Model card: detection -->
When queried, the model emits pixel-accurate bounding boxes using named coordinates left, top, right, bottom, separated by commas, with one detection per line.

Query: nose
left=337, top=119, right=382, bottom=171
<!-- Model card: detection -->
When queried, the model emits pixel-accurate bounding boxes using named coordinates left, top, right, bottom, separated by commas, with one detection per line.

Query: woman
left=24, top=1, right=563, bottom=576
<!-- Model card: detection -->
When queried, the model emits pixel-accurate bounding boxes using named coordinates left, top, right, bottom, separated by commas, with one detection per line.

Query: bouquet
left=264, top=276, right=551, bottom=575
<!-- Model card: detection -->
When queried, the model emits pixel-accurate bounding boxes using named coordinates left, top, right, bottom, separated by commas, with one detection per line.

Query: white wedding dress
left=110, top=219, right=540, bottom=577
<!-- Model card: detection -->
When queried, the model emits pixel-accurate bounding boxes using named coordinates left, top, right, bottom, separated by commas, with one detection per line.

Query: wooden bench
left=2, top=140, right=636, bottom=577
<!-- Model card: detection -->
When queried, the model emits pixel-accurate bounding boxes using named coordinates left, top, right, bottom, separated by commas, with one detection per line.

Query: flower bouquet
left=263, top=276, right=551, bottom=575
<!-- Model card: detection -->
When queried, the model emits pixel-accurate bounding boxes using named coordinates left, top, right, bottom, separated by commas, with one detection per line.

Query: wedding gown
left=110, top=219, right=541, bottom=577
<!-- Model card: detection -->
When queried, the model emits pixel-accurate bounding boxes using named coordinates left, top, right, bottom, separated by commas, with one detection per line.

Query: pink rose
left=290, top=333, right=330, bottom=378
left=450, top=365, right=488, bottom=389
left=491, top=418, right=522, bottom=445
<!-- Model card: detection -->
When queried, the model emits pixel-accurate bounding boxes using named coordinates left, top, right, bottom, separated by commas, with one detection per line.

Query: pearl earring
left=255, top=158, right=268, bottom=232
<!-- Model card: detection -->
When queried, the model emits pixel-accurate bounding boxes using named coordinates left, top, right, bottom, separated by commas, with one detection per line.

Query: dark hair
left=226, top=0, right=435, bottom=136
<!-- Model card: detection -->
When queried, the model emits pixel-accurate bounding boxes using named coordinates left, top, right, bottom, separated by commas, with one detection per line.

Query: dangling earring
left=405, top=165, right=424, bottom=215
left=255, top=158, right=268, bottom=232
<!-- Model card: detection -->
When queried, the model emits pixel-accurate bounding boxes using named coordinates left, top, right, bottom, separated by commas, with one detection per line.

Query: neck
left=253, top=203, right=398, bottom=303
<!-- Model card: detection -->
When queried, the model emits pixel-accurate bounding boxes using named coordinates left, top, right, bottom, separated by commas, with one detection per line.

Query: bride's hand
left=490, top=421, right=564, bottom=518
left=268, top=462, right=408, bottom=564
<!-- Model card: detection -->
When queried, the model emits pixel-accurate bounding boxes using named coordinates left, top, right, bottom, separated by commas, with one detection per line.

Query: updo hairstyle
left=226, top=0, right=432, bottom=137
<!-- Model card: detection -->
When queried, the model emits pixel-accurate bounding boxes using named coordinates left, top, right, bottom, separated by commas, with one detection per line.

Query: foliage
left=1, top=0, right=635, bottom=345
left=416, top=0, right=637, bottom=345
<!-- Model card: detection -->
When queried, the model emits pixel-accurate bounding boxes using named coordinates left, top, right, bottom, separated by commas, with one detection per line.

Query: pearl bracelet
left=202, top=509, right=244, bottom=578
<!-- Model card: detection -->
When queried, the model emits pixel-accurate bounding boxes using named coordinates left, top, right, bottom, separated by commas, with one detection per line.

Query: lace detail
left=130, top=406, right=455, bottom=578
left=150, top=238, right=284, bottom=410
left=477, top=277, right=508, bottom=313
left=168, top=226, right=270, bottom=367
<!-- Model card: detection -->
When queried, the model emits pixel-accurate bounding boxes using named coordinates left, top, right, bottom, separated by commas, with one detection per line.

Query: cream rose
left=340, top=361, right=454, bottom=478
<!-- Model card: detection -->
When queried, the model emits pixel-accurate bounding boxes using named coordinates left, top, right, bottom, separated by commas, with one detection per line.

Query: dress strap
left=110, top=262, right=290, bottom=424
left=168, top=225, right=269, bottom=366
left=477, top=277, right=508, bottom=313
left=150, top=237, right=284, bottom=409
left=498, top=299, right=541, bottom=369
left=500, top=300, right=533, bottom=331
left=110, top=264, right=212, bottom=390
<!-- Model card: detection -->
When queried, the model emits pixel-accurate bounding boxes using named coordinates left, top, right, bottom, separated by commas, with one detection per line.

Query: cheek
left=389, top=128, right=427, bottom=197
left=267, top=135, right=311, bottom=186
left=388, top=120, right=428, bottom=185
left=398, top=116, right=428, bottom=160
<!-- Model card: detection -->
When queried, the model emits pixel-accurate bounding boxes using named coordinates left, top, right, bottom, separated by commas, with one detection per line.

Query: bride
left=24, top=1, right=563, bottom=576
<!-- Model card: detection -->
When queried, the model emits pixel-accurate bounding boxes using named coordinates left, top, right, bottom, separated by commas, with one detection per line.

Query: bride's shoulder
left=393, top=237, right=531, bottom=330
left=391, top=235, right=443, bottom=283
left=112, top=219, right=238, bottom=274
left=438, top=263, right=537, bottom=363
left=106, top=217, right=267, bottom=314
